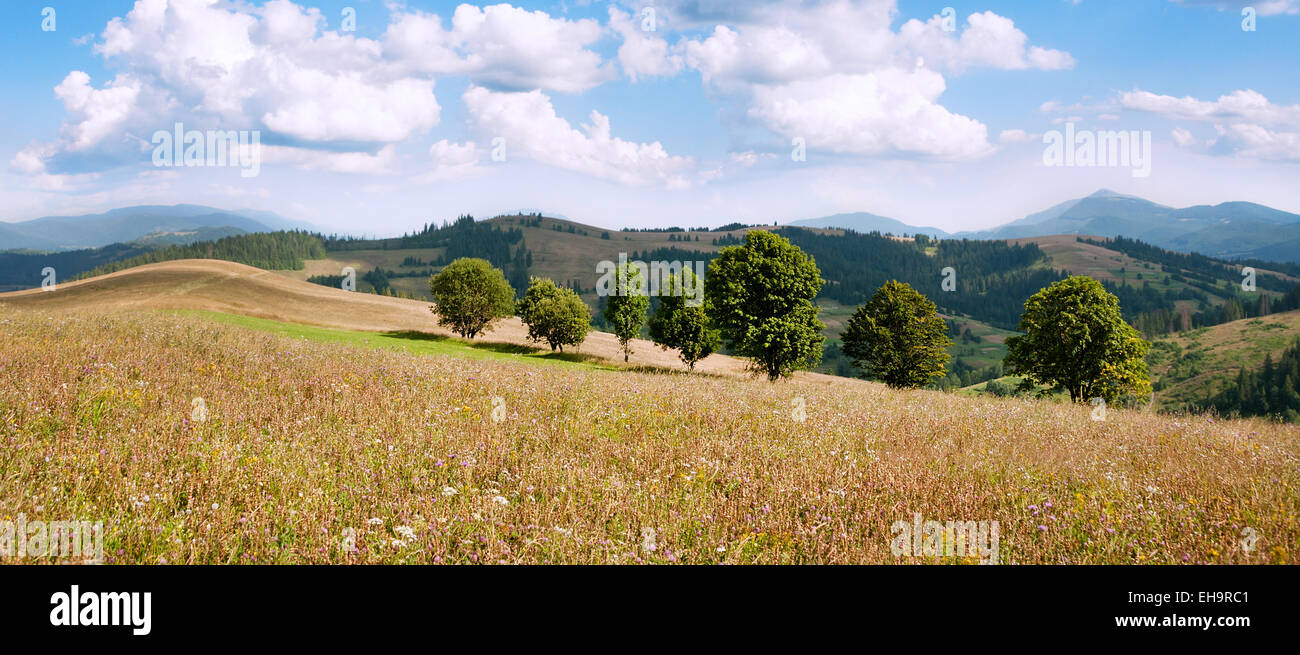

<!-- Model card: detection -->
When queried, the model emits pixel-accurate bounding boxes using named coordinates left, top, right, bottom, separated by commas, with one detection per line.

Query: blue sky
left=1, top=0, right=1298, bottom=235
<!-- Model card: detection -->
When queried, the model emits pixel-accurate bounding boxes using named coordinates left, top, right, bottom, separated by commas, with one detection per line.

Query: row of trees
left=426, top=256, right=723, bottom=367
left=427, top=259, right=593, bottom=352
left=424, top=231, right=821, bottom=376
left=854, top=277, right=1153, bottom=401
left=598, top=230, right=825, bottom=378
left=428, top=231, right=1155, bottom=406
left=839, top=274, right=1152, bottom=404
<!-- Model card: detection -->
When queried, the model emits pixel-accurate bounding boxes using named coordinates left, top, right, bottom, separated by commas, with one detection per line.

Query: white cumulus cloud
left=897, top=11, right=1075, bottom=73
left=676, top=0, right=1071, bottom=160
left=1122, top=88, right=1300, bottom=160
left=463, top=86, right=692, bottom=187
left=383, top=4, right=612, bottom=92
left=609, top=8, right=684, bottom=82
left=748, top=71, right=992, bottom=160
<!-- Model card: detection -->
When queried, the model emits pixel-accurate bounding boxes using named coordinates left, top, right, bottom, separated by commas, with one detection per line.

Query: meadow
left=1, top=307, right=1296, bottom=564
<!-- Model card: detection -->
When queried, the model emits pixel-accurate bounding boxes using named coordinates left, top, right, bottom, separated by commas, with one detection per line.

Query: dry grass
left=1, top=307, right=1295, bottom=564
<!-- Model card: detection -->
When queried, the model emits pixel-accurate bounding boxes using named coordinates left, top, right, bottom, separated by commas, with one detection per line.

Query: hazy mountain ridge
left=787, top=212, right=950, bottom=238
left=959, top=190, right=1300, bottom=262
left=0, top=204, right=312, bottom=251
left=794, top=190, right=1300, bottom=264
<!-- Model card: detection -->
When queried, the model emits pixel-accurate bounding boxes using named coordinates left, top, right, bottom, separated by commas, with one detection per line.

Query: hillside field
left=0, top=259, right=758, bottom=378
left=1, top=267, right=1297, bottom=564
left=1149, top=310, right=1300, bottom=410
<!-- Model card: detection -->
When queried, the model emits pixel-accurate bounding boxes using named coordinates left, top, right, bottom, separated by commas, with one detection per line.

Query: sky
left=1, top=0, right=1298, bottom=236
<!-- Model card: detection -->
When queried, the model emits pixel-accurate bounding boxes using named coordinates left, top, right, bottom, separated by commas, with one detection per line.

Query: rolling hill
left=0, top=258, right=754, bottom=378
left=7, top=208, right=1300, bottom=414
left=1148, top=310, right=1300, bottom=411
left=274, top=212, right=1300, bottom=392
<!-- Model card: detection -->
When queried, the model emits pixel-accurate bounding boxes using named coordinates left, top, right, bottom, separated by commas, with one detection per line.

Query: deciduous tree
left=648, top=267, right=719, bottom=370
left=602, top=263, right=651, bottom=362
left=841, top=281, right=952, bottom=389
left=705, top=230, right=825, bottom=381
left=428, top=258, right=515, bottom=339
left=517, top=277, right=591, bottom=352
left=1004, top=275, right=1152, bottom=403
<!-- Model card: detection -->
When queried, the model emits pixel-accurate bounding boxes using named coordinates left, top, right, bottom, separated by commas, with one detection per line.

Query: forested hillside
left=1080, top=236, right=1300, bottom=336
left=773, top=228, right=1064, bottom=330
left=321, top=215, right=530, bottom=293
left=1201, top=338, right=1300, bottom=422
left=78, top=231, right=326, bottom=278
left=24, top=211, right=1300, bottom=421
left=0, top=243, right=152, bottom=291
left=0, top=226, right=248, bottom=291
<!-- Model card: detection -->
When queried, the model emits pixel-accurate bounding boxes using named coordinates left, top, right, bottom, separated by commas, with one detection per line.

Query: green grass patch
left=166, top=310, right=622, bottom=372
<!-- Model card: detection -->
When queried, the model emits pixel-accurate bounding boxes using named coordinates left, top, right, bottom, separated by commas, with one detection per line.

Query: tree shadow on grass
left=379, top=330, right=736, bottom=376
left=379, top=330, right=611, bottom=366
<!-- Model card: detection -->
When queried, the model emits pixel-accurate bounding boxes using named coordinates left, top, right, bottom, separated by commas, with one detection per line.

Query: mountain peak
left=1088, top=189, right=1123, bottom=198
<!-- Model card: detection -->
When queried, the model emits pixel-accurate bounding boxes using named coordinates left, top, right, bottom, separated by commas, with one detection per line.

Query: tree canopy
left=841, top=280, right=952, bottom=389
left=648, top=267, right=719, bottom=370
left=601, top=263, right=650, bottom=362
left=705, top=230, right=825, bottom=381
left=1004, top=275, right=1152, bottom=404
left=428, top=257, right=515, bottom=339
left=517, top=277, right=591, bottom=352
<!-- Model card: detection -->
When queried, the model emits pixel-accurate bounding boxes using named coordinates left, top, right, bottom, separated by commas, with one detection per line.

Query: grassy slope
left=179, top=310, right=622, bottom=372
left=293, top=224, right=1298, bottom=388
left=0, top=258, right=757, bottom=377
left=1012, top=235, right=1293, bottom=306
left=2, top=306, right=1294, bottom=564
left=313, top=224, right=1286, bottom=371
left=19, top=223, right=1296, bottom=405
left=1150, top=310, right=1300, bottom=410
left=964, top=311, right=1300, bottom=407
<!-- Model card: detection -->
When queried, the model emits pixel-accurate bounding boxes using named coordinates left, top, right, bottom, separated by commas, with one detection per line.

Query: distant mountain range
left=788, top=212, right=950, bottom=238
left=7, top=193, right=1299, bottom=264
left=0, top=204, right=313, bottom=252
left=791, top=190, right=1300, bottom=263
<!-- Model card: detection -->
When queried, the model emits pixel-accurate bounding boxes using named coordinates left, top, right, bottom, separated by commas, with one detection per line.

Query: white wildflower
left=641, top=527, right=657, bottom=553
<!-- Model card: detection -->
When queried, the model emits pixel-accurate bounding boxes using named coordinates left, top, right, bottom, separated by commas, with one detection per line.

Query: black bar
left=1, top=565, right=1291, bottom=646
